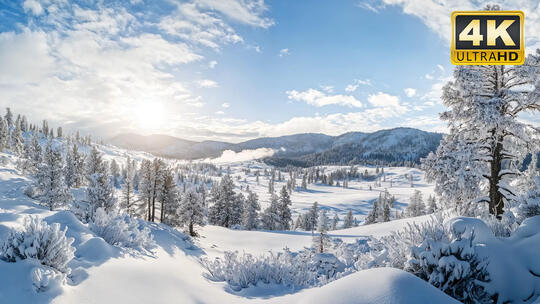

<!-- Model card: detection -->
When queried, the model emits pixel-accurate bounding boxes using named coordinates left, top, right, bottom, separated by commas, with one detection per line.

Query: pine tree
left=4, top=107, right=13, bottom=128
left=178, top=188, right=206, bottom=236
left=343, top=210, right=354, bottom=229
left=10, top=118, right=23, bottom=155
left=85, top=146, right=116, bottom=220
left=426, top=195, right=437, bottom=214
left=64, top=143, right=84, bottom=188
left=278, top=186, right=292, bottom=230
left=120, top=157, right=137, bottom=216
left=313, top=209, right=331, bottom=253
left=382, top=203, right=391, bottom=222
left=110, top=159, right=121, bottom=188
left=261, top=193, right=280, bottom=230
left=308, top=202, right=319, bottom=234
left=0, top=117, right=8, bottom=151
left=36, top=141, right=72, bottom=210
left=158, top=168, right=178, bottom=223
left=242, top=190, right=260, bottom=230
left=331, top=213, right=339, bottom=230
left=208, top=175, right=237, bottom=227
left=423, top=50, right=540, bottom=217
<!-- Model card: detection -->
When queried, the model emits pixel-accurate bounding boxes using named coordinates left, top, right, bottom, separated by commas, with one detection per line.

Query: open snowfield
left=0, top=145, right=453, bottom=304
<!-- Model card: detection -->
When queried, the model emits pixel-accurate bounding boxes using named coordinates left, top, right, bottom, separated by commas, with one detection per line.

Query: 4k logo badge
left=451, top=11, right=524, bottom=65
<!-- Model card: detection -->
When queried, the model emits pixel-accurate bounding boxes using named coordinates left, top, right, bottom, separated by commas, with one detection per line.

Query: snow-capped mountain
left=109, top=128, right=443, bottom=163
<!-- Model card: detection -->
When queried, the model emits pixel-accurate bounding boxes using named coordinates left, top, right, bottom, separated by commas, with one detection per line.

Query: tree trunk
left=489, top=139, right=504, bottom=217
left=147, top=198, right=151, bottom=221
left=160, top=201, right=165, bottom=223
left=189, top=222, right=195, bottom=237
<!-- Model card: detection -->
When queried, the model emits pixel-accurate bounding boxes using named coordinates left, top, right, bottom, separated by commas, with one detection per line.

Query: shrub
left=202, top=248, right=351, bottom=291
left=405, top=224, right=492, bottom=303
left=1, top=216, right=75, bottom=274
left=90, top=208, right=154, bottom=250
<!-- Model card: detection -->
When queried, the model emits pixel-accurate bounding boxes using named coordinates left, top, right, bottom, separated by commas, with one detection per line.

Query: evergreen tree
left=36, top=142, right=72, bottom=210
left=178, top=188, right=206, bottom=236
left=4, top=107, right=13, bottom=128
left=120, top=157, right=137, bottom=216
left=423, top=50, right=540, bottom=217
left=278, top=186, right=292, bottom=230
left=308, top=201, right=319, bottom=234
left=313, top=209, right=331, bottom=253
left=331, top=213, right=339, bottom=230
left=110, top=159, right=121, bottom=188
left=208, top=175, right=237, bottom=227
left=64, top=142, right=84, bottom=188
left=158, top=168, right=178, bottom=223
left=0, top=117, right=8, bottom=151
left=261, top=193, right=280, bottom=230
left=85, top=146, right=116, bottom=220
left=10, top=118, right=23, bottom=155
left=242, top=190, right=260, bottom=230
left=343, top=210, right=354, bottom=229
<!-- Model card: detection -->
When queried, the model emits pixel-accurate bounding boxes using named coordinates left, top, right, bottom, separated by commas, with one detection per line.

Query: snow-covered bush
left=406, top=224, right=492, bottom=303
left=31, top=266, right=65, bottom=292
left=483, top=212, right=518, bottom=237
left=90, top=208, right=154, bottom=250
left=203, top=248, right=352, bottom=291
left=0, top=216, right=75, bottom=274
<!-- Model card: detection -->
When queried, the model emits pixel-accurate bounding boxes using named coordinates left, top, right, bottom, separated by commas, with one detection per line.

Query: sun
left=133, top=102, right=164, bottom=131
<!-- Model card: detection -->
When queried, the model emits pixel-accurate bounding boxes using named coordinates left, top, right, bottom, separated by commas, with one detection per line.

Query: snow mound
left=292, top=267, right=460, bottom=304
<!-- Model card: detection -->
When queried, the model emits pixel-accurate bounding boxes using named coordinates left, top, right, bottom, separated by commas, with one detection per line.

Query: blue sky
left=0, top=0, right=539, bottom=142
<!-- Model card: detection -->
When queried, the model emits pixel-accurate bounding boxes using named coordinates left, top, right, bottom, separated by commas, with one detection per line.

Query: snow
left=286, top=267, right=461, bottom=304
left=1, top=139, right=539, bottom=304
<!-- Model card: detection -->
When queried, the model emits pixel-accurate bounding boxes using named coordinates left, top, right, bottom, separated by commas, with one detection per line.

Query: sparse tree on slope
left=313, top=209, right=331, bottom=253
left=278, top=186, right=292, bottom=230
left=343, top=210, right=354, bottom=229
left=242, top=190, right=260, bottom=230
left=178, top=188, right=206, bottom=236
left=36, top=142, right=72, bottom=210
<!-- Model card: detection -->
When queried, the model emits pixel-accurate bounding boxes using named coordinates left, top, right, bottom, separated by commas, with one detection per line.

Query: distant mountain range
left=109, top=127, right=444, bottom=166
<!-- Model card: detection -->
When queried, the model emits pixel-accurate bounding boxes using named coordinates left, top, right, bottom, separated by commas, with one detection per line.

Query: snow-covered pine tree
left=178, top=188, right=205, bottom=236
left=423, top=49, right=540, bottom=217
left=261, top=193, right=280, bottom=230
left=120, top=157, right=137, bottom=216
left=308, top=201, right=319, bottom=234
left=242, top=190, right=260, bottom=230
left=84, top=146, right=116, bottom=220
left=159, top=168, right=179, bottom=223
left=331, top=213, right=339, bottom=230
left=406, top=190, right=425, bottom=217
left=426, top=195, right=437, bottom=214
left=313, top=209, right=331, bottom=253
left=10, top=117, right=23, bottom=156
left=278, top=186, right=292, bottom=230
left=0, top=117, right=8, bottom=151
left=36, top=141, right=72, bottom=211
left=343, top=210, right=354, bottom=229
left=110, top=159, right=121, bottom=188
left=4, top=107, right=13, bottom=128
left=64, top=142, right=84, bottom=188
left=208, top=174, right=237, bottom=227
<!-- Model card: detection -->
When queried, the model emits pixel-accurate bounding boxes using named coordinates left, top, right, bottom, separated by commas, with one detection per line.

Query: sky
left=0, top=0, right=539, bottom=143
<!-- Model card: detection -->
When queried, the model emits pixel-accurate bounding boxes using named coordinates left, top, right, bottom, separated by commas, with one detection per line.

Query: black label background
left=455, top=15, right=520, bottom=50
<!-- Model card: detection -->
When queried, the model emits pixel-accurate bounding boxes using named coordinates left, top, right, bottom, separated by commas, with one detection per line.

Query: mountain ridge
left=108, top=127, right=443, bottom=164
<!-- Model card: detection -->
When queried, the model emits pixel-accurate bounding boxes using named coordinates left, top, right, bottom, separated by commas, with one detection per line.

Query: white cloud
left=425, top=73, right=434, bottom=80
left=436, top=64, right=445, bottom=72
left=356, top=1, right=381, bottom=13
left=195, top=0, right=274, bottom=28
left=278, top=48, right=289, bottom=57
left=320, top=85, right=334, bottom=93
left=286, top=88, right=363, bottom=108
left=215, top=110, right=225, bottom=115
left=208, top=60, right=217, bottom=68
left=197, top=79, right=219, bottom=88
left=404, top=88, right=416, bottom=97
left=368, top=92, right=409, bottom=115
left=381, top=0, right=540, bottom=52
left=22, top=0, right=43, bottom=15
left=221, top=102, right=230, bottom=108
left=345, top=79, right=371, bottom=92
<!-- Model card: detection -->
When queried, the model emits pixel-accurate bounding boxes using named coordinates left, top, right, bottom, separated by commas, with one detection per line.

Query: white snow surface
left=1, top=141, right=539, bottom=304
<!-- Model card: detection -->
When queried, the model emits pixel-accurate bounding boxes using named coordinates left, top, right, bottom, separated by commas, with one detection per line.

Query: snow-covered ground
left=0, top=144, right=450, bottom=303
left=2, top=143, right=539, bottom=304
